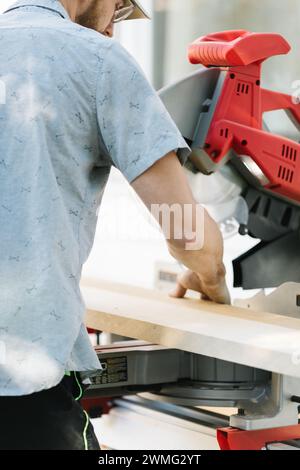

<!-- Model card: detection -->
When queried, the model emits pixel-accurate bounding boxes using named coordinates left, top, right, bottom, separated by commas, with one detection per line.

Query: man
left=0, top=0, right=230, bottom=450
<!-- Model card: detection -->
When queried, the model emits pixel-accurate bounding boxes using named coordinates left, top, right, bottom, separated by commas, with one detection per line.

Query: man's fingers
left=202, top=279, right=231, bottom=305
left=169, top=270, right=231, bottom=305
left=169, top=271, right=202, bottom=298
left=201, top=293, right=210, bottom=301
left=169, top=283, right=187, bottom=298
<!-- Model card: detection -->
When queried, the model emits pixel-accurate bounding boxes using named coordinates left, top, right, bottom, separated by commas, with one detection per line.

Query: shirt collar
left=3, top=0, right=70, bottom=20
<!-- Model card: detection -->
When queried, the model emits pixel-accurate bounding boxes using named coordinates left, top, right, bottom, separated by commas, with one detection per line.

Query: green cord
left=83, top=410, right=89, bottom=451
left=74, top=371, right=83, bottom=401
left=73, top=372, right=89, bottom=450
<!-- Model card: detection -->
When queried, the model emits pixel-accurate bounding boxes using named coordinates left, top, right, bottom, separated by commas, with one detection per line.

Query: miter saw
left=85, top=31, right=300, bottom=450
left=159, top=29, right=300, bottom=290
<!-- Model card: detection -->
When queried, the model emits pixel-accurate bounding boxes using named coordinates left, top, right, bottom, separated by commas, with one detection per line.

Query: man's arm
left=131, top=152, right=231, bottom=304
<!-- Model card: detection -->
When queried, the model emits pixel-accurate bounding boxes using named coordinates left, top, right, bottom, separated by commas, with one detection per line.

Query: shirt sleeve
left=96, top=40, right=191, bottom=183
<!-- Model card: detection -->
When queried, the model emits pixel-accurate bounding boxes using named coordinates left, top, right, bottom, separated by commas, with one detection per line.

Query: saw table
left=82, top=278, right=300, bottom=378
left=81, top=277, right=300, bottom=450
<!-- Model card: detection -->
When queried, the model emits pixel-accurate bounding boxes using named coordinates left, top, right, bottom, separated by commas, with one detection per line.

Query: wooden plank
left=81, top=278, right=300, bottom=378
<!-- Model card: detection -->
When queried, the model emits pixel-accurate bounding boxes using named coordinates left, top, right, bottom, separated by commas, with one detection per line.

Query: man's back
left=0, top=3, right=114, bottom=395
left=0, top=0, right=189, bottom=396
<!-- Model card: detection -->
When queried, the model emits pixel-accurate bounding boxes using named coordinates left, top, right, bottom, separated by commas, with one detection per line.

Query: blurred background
left=1, top=0, right=300, bottom=299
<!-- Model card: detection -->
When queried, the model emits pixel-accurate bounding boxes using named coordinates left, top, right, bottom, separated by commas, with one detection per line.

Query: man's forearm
left=132, top=152, right=204, bottom=245
left=167, top=209, right=225, bottom=280
left=167, top=208, right=230, bottom=304
left=131, top=151, right=230, bottom=304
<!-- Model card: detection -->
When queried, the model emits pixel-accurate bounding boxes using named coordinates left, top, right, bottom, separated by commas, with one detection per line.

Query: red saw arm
left=188, top=30, right=300, bottom=203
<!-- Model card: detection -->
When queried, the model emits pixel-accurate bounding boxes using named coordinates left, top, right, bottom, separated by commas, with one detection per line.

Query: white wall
left=115, top=0, right=153, bottom=81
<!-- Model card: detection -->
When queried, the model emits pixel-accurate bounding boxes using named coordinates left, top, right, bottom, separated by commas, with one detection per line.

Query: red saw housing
left=188, top=30, right=300, bottom=203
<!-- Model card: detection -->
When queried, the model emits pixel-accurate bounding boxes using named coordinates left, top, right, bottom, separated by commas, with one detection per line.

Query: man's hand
left=131, top=151, right=231, bottom=305
left=167, top=209, right=231, bottom=304
left=170, top=269, right=231, bottom=304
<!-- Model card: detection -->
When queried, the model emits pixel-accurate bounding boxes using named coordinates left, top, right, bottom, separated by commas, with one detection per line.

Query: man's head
left=61, top=0, right=148, bottom=38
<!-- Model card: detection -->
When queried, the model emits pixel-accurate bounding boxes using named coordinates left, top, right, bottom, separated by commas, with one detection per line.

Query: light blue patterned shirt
left=0, top=0, right=190, bottom=395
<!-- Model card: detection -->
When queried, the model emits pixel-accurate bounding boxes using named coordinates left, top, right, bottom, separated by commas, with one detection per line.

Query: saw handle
left=188, top=30, right=290, bottom=67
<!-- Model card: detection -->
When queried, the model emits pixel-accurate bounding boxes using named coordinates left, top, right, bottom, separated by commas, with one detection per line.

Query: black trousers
left=0, top=372, right=101, bottom=450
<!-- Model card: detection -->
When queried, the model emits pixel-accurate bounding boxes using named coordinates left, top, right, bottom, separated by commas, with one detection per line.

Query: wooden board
left=81, top=278, right=300, bottom=378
